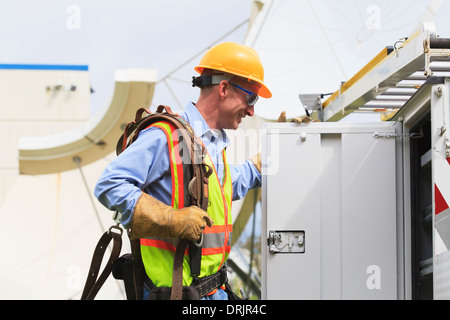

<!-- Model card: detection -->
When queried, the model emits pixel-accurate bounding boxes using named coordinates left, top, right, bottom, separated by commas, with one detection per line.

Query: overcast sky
left=1, top=0, right=450, bottom=120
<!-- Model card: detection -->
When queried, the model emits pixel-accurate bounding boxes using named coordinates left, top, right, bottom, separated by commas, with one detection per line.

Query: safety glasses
left=229, top=82, right=259, bottom=106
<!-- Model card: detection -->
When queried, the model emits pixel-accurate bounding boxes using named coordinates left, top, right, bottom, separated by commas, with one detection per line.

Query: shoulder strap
left=116, top=105, right=173, bottom=156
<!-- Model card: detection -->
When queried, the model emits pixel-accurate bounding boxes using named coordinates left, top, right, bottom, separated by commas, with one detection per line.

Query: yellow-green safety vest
left=139, top=120, right=233, bottom=289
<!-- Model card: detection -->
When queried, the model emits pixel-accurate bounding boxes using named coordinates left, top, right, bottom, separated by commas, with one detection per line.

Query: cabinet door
left=262, top=122, right=398, bottom=300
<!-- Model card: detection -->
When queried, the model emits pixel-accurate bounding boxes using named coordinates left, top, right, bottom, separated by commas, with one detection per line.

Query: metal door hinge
left=374, top=128, right=423, bottom=139
left=268, top=230, right=305, bottom=254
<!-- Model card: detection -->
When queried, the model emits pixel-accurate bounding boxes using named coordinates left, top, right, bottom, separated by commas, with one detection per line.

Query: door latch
left=267, top=230, right=305, bottom=254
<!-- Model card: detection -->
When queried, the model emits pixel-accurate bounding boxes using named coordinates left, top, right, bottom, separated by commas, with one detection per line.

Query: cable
left=306, top=0, right=348, bottom=79
left=73, top=156, right=105, bottom=232
left=158, top=18, right=250, bottom=84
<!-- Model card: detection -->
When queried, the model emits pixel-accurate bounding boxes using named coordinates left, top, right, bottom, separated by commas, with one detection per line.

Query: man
left=94, top=42, right=271, bottom=300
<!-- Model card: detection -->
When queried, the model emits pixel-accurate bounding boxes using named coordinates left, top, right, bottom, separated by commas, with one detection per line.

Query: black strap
left=81, top=226, right=122, bottom=300
left=130, top=238, right=146, bottom=300
left=189, top=242, right=202, bottom=276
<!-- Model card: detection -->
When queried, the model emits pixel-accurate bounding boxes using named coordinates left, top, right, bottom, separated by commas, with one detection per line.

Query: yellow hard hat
left=194, top=42, right=272, bottom=98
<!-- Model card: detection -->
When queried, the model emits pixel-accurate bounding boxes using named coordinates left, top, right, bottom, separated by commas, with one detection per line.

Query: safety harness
left=81, top=105, right=238, bottom=300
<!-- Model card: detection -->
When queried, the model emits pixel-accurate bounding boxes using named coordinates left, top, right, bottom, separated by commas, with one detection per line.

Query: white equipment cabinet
left=260, top=26, right=450, bottom=298
left=261, top=121, right=400, bottom=299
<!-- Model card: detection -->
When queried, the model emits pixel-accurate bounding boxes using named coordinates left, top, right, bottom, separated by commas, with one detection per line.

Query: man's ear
left=218, top=80, right=230, bottom=99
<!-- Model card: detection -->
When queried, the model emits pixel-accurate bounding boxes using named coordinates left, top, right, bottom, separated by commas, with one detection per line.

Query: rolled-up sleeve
left=229, top=160, right=261, bottom=201
left=94, top=127, right=170, bottom=228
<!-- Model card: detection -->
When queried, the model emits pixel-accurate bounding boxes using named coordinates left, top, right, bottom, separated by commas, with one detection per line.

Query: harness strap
left=81, top=226, right=123, bottom=300
left=130, top=238, right=146, bottom=300
left=170, top=239, right=188, bottom=300
left=121, top=106, right=211, bottom=299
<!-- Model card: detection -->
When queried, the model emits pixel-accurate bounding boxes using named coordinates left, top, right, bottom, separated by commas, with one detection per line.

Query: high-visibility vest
left=139, top=121, right=233, bottom=288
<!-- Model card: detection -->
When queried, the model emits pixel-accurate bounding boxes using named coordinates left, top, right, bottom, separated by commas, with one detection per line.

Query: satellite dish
left=18, top=68, right=157, bottom=175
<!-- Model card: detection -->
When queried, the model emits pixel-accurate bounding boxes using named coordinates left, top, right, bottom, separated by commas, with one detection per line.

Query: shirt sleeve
left=229, top=160, right=261, bottom=201
left=94, top=127, right=170, bottom=228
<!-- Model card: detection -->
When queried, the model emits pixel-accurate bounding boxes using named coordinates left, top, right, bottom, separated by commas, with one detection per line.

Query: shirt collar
left=182, top=102, right=230, bottom=147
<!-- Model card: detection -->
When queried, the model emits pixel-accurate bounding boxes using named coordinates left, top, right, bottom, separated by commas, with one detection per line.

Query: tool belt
left=144, top=265, right=230, bottom=300
left=111, top=251, right=239, bottom=300
left=192, top=265, right=228, bottom=298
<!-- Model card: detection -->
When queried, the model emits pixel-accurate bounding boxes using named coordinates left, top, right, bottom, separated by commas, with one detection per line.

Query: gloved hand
left=249, top=110, right=286, bottom=173
left=250, top=153, right=261, bottom=173
left=130, top=192, right=213, bottom=242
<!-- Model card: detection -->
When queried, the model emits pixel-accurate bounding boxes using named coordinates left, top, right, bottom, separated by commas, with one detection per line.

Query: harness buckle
left=194, top=233, right=204, bottom=248
left=108, top=224, right=123, bottom=236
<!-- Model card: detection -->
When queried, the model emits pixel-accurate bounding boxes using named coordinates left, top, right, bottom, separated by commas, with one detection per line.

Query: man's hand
left=131, top=192, right=213, bottom=242
left=170, top=206, right=214, bottom=241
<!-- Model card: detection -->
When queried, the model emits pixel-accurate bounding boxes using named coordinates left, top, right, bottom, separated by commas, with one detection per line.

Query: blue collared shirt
left=94, top=102, right=261, bottom=227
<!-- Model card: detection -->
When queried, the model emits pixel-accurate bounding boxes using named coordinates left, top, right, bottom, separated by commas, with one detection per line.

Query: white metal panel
left=340, top=132, right=397, bottom=299
left=319, top=134, right=343, bottom=299
left=262, top=122, right=398, bottom=300
left=434, top=250, right=450, bottom=299
left=262, top=126, right=322, bottom=299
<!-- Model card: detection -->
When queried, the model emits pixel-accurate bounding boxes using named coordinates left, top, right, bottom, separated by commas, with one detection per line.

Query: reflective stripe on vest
left=139, top=121, right=233, bottom=287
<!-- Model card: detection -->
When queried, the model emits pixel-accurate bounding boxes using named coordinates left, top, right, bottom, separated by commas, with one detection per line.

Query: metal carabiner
left=194, top=233, right=204, bottom=248
left=108, top=224, right=123, bottom=236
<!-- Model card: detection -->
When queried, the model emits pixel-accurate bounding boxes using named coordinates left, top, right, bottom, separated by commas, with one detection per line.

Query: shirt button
left=210, top=136, right=216, bottom=142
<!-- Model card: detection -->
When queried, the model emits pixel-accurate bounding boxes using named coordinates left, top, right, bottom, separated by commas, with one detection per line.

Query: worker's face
left=218, top=78, right=259, bottom=130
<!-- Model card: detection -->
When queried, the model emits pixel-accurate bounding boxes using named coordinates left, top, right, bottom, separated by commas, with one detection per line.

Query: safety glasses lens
left=230, top=82, right=259, bottom=106
left=246, top=94, right=258, bottom=106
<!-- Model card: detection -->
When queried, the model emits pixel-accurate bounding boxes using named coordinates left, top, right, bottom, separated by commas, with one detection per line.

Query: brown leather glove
left=130, top=192, right=213, bottom=241
left=249, top=111, right=285, bottom=174
left=250, top=152, right=261, bottom=173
